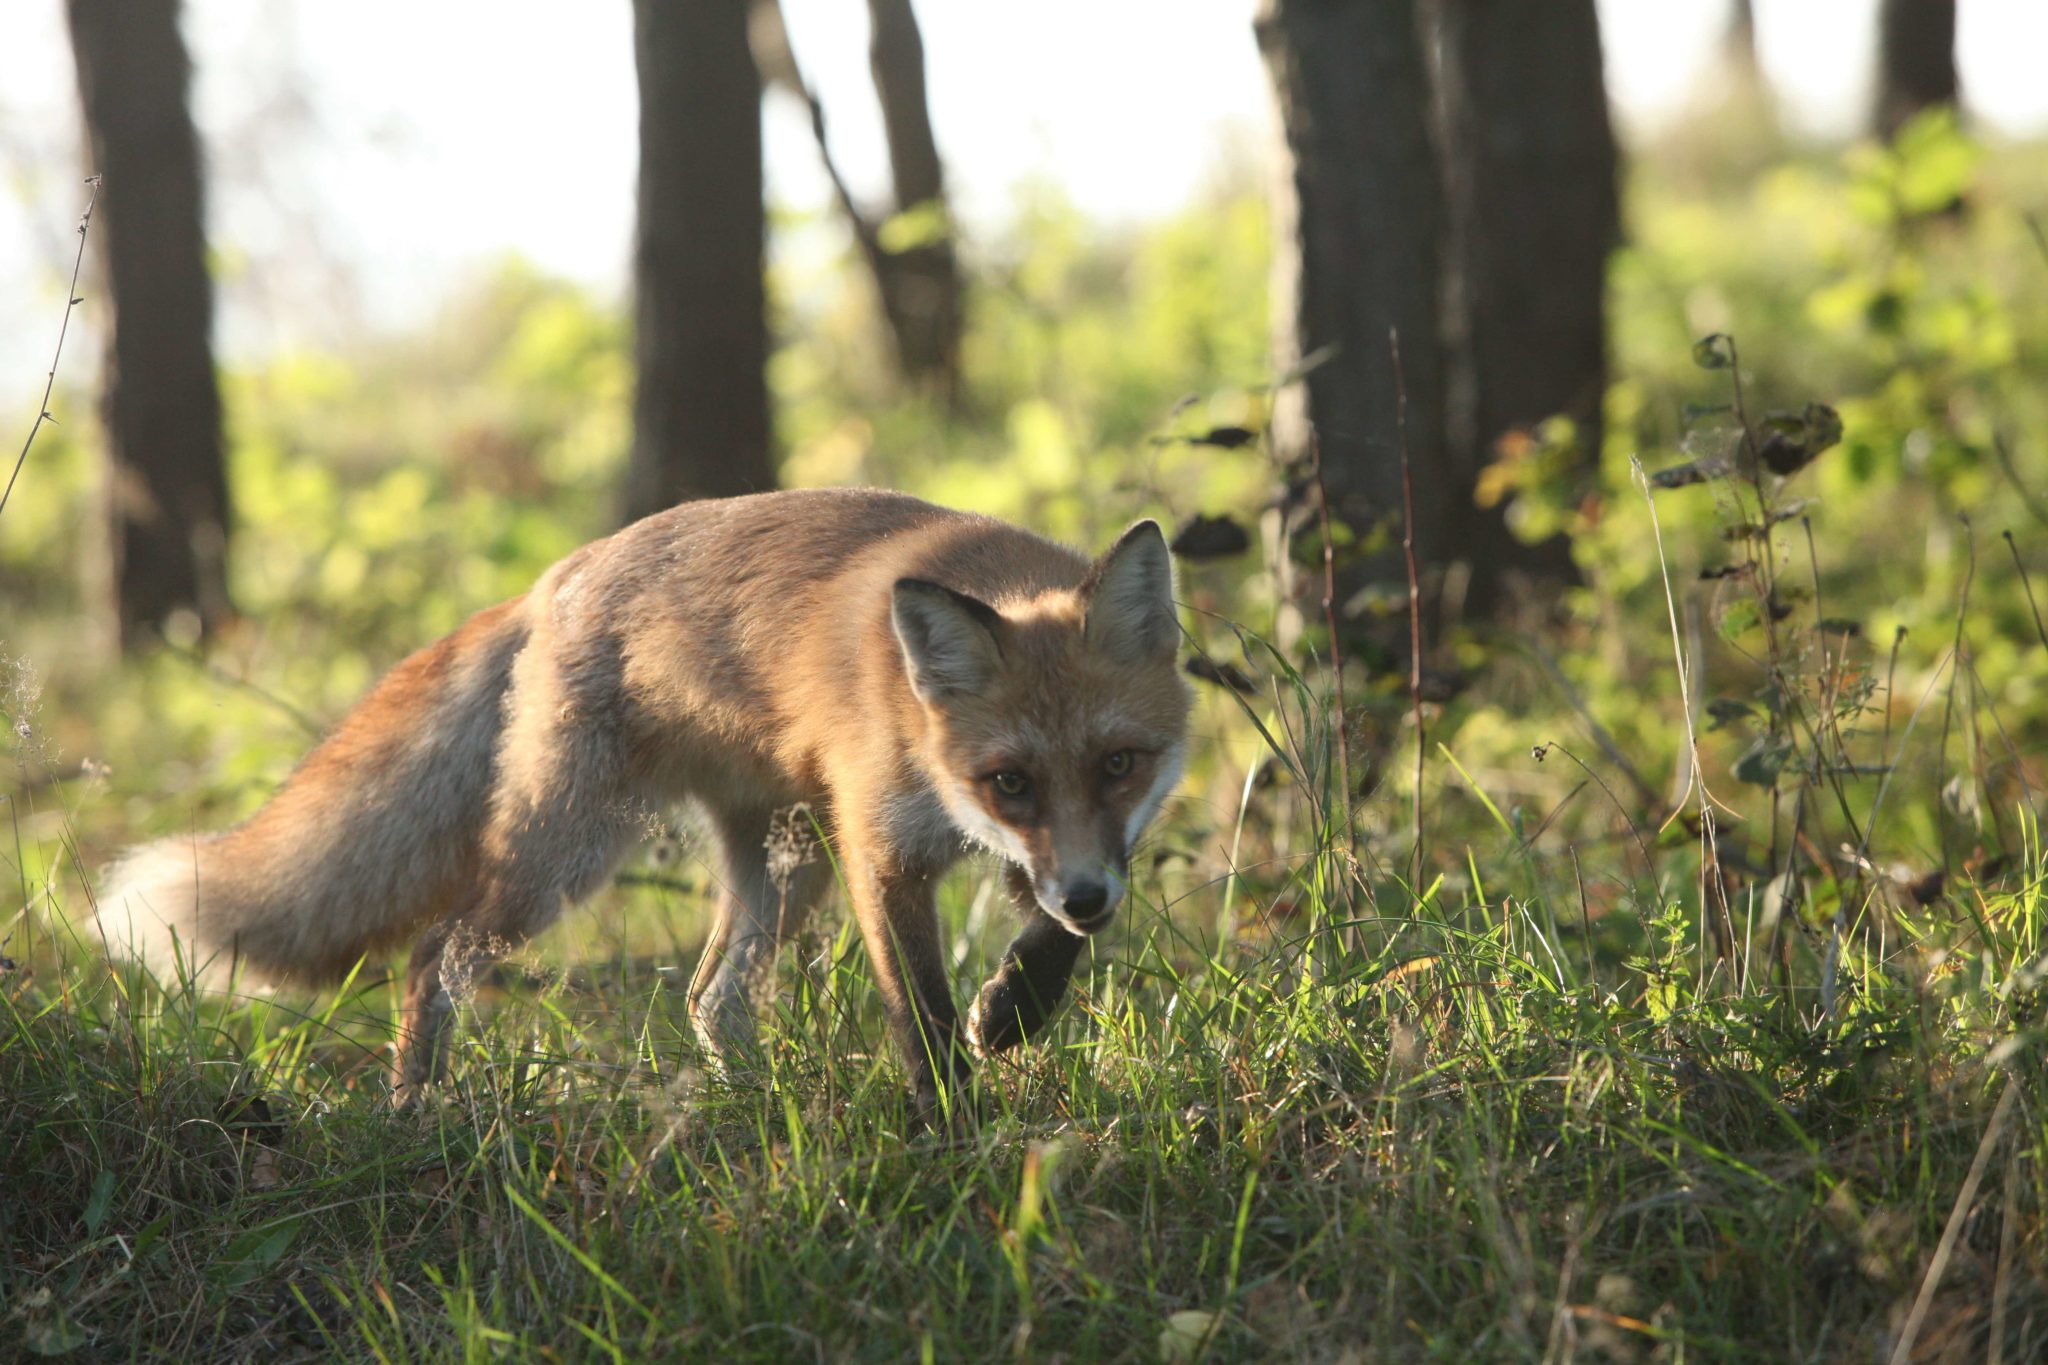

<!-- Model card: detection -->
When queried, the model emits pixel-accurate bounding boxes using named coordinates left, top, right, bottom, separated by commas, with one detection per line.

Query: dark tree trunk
left=757, top=0, right=962, bottom=401
left=1436, top=0, right=1618, bottom=580
left=1724, top=0, right=1761, bottom=82
left=1257, top=0, right=1454, bottom=588
left=864, top=0, right=963, bottom=398
left=627, top=0, right=774, bottom=524
left=1875, top=0, right=1959, bottom=139
left=66, top=0, right=233, bottom=651
left=1714, top=0, right=1777, bottom=131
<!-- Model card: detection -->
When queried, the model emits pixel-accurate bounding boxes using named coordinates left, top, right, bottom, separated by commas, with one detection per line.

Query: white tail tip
left=94, top=836, right=237, bottom=987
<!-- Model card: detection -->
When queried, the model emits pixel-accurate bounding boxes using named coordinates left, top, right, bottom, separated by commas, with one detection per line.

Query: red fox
left=98, top=489, right=1190, bottom=1112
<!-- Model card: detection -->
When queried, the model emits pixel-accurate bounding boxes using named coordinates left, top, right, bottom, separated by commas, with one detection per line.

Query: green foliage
left=5, top=123, right=2048, bottom=1360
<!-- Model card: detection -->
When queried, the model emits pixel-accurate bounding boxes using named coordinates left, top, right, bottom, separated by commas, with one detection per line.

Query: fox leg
left=393, top=828, right=638, bottom=1103
left=393, top=643, right=637, bottom=1106
left=839, top=833, right=970, bottom=1121
left=687, top=804, right=831, bottom=1066
left=394, top=914, right=468, bottom=1105
left=967, top=864, right=1087, bottom=1055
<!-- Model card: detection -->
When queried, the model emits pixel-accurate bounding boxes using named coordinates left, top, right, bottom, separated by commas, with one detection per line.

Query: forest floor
left=3, top=757, right=2042, bottom=1361
left=6, top=118, right=2048, bottom=1363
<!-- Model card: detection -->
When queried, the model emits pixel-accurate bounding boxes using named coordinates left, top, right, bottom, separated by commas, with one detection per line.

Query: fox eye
left=1102, top=749, right=1136, bottom=779
left=991, top=770, right=1031, bottom=798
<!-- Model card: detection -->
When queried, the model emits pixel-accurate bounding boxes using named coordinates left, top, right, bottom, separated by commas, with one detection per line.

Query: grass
left=6, top=113, right=2048, bottom=1364
left=7, top=394, right=2047, bottom=1361
left=3, top=771, right=2042, bottom=1359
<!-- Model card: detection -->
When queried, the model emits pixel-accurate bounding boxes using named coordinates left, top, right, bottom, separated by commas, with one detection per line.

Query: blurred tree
left=1875, top=0, right=1959, bottom=139
left=1256, top=0, right=1454, bottom=595
left=1724, top=0, right=1761, bottom=84
left=755, top=0, right=963, bottom=404
left=1435, top=0, right=1617, bottom=586
left=1710, top=0, right=1779, bottom=138
left=627, top=0, right=775, bottom=523
left=864, top=0, right=963, bottom=401
left=65, top=0, right=234, bottom=650
left=1719, top=0, right=1780, bottom=121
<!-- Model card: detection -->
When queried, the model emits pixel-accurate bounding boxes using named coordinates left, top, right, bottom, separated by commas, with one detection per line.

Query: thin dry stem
left=1392, top=326, right=1424, bottom=896
left=1306, top=431, right=1356, bottom=875
left=3, top=175, right=101, bottom=522
left=1887, top=1071, right=2019, bottom=1365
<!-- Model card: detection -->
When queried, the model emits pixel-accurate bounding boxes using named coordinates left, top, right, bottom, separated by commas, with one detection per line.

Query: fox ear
left=893, top=579, right=1003, bottom=700
left=1083, top=520, right=1179, bottom=663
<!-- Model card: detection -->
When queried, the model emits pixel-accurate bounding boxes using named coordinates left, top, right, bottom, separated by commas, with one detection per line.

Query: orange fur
left=97, top=489, right=1191, bottom=1111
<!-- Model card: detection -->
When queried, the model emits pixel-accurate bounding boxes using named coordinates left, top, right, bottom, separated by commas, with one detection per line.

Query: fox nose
left=1061, top=880, right=1110, bottom=926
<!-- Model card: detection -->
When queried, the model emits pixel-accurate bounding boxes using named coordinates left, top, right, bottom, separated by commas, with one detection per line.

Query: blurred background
left=4, top=1, right=2048, bottom=377
left=13, top=10, right=2048, bottom=1355
left=4, top=0, right=2046, bottom=947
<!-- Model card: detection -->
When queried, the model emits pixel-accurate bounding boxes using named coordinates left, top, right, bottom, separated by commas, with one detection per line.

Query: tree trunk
left=864, top=0, right=963, bottom=398
left=1436, top=0, right=1617, bottom=584
left=1875, top=0, right=1958, bottom=139
left=757, top=0, right=962, bottom=401
left=66, top=0, right=233, bottom=651
left=1724, top=0, right=1761, bottom=83
left=627, top=0, right=774, bottom=524
left=1257, top=0, right=1453, bottom=591
left=1711, top=0, right=1778, bottom=134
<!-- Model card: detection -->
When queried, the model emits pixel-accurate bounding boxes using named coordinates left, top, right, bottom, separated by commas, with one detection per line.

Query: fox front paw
left=968, top=964, right=1066, bottom=1056
left=970, top=913, right=1086, bottom=1056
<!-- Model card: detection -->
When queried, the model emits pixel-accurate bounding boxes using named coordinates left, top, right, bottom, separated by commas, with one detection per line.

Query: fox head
left=892, top=520, right=1192, bottom=935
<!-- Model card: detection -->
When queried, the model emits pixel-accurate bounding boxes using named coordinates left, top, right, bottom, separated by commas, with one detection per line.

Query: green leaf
left=1803, top=403, right=1844, bottom=457
left=1892, top=109, right=1980, bottom=214
left=877, top=199, right=951, bottom=255
left=1733, top=738, right=1795, bottom=787
left=129, top=1213, right=173, bottom=1264
left=81, top=1169, right=114, bottom=1236
left=23, top=1312, right=88, bottom=1357
left=210, top=1219, right=302, bottom=1289
left=1159, top=1310, right=1223, bottom=1363
left=1705, top=698, right=1755, bottom=730
left=1692, top=333, right=1735, bottom=370
left=1717, top=598, right=1762, bottom=643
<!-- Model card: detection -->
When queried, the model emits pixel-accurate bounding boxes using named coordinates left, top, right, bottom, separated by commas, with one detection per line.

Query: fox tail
left=94, top=598, right=530, bottom=988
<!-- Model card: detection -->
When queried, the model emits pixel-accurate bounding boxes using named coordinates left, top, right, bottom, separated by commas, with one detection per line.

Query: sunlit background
left=8, top=4, right=2048, bottom=1357
left=5, top=0, right=2048, bottom=377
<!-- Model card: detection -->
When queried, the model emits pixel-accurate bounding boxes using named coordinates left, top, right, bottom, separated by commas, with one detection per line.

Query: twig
left=754, top=1, right=895, bottom=295
left=1887, top=1071, right=2019, bottom=1365
left=162, top=641, right=324, bottom=738
left=1934, top=516, right=1977, bottom=878
left=1880, top=625, right=1906, bottom=770
left=1533, top=741, right=1664, bottom=977
left=1856, top=644, right=1956, bottom=869
left=1992, top=1141, right=2020, bottom=1365
left=2, top=175, right=101, bottom=522
left=2006, top=531, right=2048, bottom=654
left=1630, top=456, right=1738, bottom=825
left=1989, top=432, right=2048, bottom=531
left=1570, top=846, right=1595, bottom=986
left=1521, top=638, right=1662, bottom=813
left=1307, top=432, right=1355, bottom=867
left=1392, top=327, right=1424, bottom=895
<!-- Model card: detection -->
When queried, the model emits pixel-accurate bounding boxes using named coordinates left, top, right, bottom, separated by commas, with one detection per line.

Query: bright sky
left=3, top=0, right=2047, bottom=379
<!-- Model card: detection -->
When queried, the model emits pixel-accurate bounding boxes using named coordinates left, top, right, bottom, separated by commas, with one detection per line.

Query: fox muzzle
left=1037, top=871, right=1121, bottom=935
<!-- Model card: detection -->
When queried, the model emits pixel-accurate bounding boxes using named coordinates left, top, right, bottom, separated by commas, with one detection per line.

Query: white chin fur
left=1123, top=741, right=1186, bottom=851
